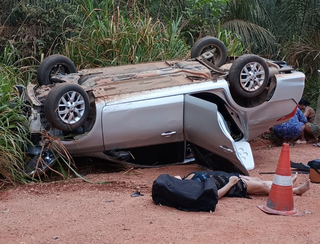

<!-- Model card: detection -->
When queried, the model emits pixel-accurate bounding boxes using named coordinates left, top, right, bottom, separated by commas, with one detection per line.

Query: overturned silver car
left=23, top=37, right=305, bottom=176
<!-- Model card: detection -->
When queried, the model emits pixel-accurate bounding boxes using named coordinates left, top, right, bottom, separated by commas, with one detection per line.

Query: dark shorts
left=308, top=122, right=320, bottom=139
left=184, top=171, right=250, bottom=198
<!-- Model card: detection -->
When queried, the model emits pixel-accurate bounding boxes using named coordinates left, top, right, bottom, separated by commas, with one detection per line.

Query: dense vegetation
left=0, top=0, right=320, bottom=184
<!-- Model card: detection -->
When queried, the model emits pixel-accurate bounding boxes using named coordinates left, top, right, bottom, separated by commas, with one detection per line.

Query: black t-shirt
left=184, top=171, right=250, bottom=198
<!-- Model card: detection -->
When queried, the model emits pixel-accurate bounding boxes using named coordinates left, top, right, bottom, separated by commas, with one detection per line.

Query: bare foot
left=294, top=179, right=310, bottom=196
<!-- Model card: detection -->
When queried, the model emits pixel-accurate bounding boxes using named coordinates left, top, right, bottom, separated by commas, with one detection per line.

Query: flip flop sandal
left=290, top=161, right=310, bottom=171
left=131, top=191, right=144, bottom=197
left=296, top=140, right=307, bottom=144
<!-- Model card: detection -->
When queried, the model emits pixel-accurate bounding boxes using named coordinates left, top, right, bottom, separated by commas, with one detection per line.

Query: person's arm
left=304, top=108, right=311, bottom=120
left=297, top=108, right=308, bottom=123
left=217, top=176, right=239, bottom=199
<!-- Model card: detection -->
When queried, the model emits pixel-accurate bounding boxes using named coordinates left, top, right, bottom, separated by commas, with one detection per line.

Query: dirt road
left=1, top=141, right=319, bottom=244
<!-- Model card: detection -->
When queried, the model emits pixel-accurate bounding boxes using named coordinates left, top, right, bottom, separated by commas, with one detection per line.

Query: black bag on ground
left=152, top=174, right=218, bottom=212
left=308, top=159, right=320, bottom=183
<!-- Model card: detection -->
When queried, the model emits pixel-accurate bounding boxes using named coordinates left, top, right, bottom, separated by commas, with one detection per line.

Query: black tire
left=228, top=54, right=269, bottom=98
left=37, top=55, right=77, bottom=85
left=191, top=36, right=227, bottom=67
left=44, top=84, right=90, bottom=131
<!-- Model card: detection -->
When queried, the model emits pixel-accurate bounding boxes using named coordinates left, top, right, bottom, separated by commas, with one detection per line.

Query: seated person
left=299, top=98, right=315, bottom=123
left=298, top=98, right=320, bottom=145
left=273, top=107, right=307, bottom=146
left=175, top=171, right=310, bottom=199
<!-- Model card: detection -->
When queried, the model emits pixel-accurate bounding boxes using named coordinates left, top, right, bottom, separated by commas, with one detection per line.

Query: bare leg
left=181, top=173, right=307, bottom=196
left=240, top=176, right=272, bottom=195
left=300, top=124, right=306, bottom=141
left=241, top=174, right=302, bottom=195
left=288, top=137, right=299, bottom=145
left=292, top=172, right=298, bottom=184
left=293, top=179, right=310, bottom=195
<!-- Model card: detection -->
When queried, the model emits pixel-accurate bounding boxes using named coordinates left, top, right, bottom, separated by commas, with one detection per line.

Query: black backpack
left=152, top=174, right=218, bottom=212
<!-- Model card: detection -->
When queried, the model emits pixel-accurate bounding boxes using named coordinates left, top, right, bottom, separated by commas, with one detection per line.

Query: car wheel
left=44, top=83, right=90, bottom=131
left=191, top=36, right=227, bottom=67
left=37, top=55, right=77, bottom=85
left=228, top=54, right=269, bottom=98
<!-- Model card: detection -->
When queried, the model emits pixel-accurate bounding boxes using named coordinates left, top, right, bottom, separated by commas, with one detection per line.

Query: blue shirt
left=273, top=108, right=307, bottom=139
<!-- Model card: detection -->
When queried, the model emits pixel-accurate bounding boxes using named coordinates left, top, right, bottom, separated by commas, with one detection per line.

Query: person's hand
left=228, top=176, right=240, bottom=186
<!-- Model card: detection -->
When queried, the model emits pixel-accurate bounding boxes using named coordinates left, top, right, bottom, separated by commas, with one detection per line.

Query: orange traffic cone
left=257, top=143, right=304, bottom=216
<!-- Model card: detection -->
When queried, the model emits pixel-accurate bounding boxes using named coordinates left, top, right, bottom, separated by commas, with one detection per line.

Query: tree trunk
left=314, top=71, right=320, bottom=125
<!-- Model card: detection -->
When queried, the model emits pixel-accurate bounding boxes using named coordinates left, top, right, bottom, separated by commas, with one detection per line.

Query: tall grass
left=216, top=22, right=246, bottom=56
left=0, top=67, right=31, bottom=185
left=283, top=32, right=320, bottom=108
left=63, top=1, right=189, bottom=68
left=0, top=44, right=38, bottom=87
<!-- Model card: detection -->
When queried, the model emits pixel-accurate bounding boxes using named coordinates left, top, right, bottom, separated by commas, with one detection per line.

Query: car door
left=102, top=95, right=184, bottom=150
left=184, top=94, right=254, bottom=175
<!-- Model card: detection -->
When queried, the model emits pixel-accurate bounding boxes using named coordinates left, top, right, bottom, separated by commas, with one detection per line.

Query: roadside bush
left=0, top=67, right=30, bottom=185
left=283, top=32, right=320, bottom=108
left=0, top=1, right=80, bottom=61
left=63, top=1, right=189, bottom=68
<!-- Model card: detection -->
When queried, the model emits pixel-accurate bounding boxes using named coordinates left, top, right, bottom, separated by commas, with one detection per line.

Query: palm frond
left=284, top=31, right=320, bottom=76
left=278, top=0, right=320, bottom=38
left=221, top=19, right=279, bottom=57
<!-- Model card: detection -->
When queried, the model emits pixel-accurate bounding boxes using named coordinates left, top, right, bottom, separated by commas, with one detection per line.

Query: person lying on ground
left=298, top=98, right=320, bottom=146
left=175, top=171, right=310, bottom=199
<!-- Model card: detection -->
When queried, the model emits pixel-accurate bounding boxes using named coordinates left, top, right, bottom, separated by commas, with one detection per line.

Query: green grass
left=216, top=22, right=246, bottom=56
left=62, top=2, right=189, bottom=68
left=0, top=66, right=31, bottom=185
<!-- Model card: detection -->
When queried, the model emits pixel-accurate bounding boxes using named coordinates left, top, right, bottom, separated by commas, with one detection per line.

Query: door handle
left=161, top=131, right=177, bottom=137
left=219, top=145, right=233, bottom=153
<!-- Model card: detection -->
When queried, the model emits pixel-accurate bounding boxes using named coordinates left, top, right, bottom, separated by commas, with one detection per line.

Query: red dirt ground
left=1, top=139, right=320, bottom=244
